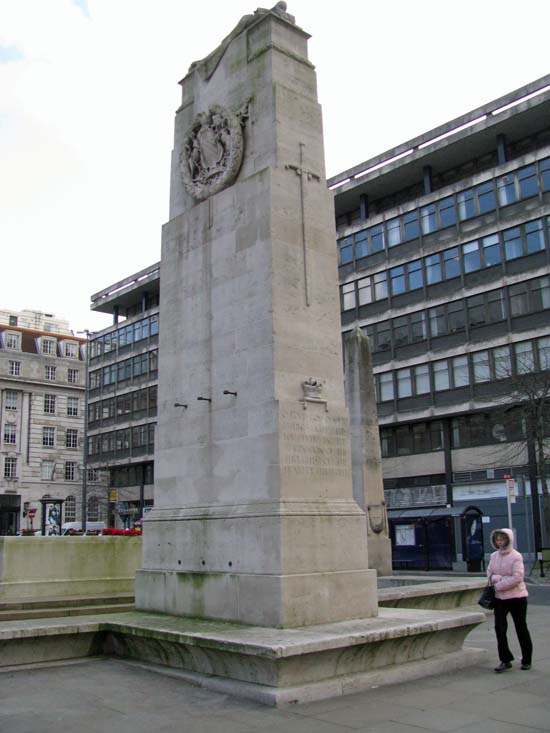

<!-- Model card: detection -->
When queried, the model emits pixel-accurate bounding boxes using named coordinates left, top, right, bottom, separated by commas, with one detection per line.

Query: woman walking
left=487, top=528, right=533, bottom=673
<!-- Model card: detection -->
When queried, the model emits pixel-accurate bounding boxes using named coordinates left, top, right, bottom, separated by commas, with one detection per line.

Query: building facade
left=87, top=264, right=159, bottom=528
left=332, top=75, right=550, bottom=568
left=0, top=310, right=102, bottom=534
left=86, top=76, right=550, bottom=566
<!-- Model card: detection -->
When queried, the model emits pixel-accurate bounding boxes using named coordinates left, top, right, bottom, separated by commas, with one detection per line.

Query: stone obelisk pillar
left=135, top=4, right=377, bottom=627
left=345, top=326, right=392, bottom=576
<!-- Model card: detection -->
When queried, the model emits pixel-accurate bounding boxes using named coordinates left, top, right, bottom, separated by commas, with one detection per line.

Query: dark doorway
left=0, top=494, right=20, bottom=535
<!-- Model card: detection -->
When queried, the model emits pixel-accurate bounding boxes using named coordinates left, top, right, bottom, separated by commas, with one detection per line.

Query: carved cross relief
left=285, top=143, right=321, bottom=307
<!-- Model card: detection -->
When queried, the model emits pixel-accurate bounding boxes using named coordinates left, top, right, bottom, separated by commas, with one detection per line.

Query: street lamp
left=77, top=329, right=94, bottom=532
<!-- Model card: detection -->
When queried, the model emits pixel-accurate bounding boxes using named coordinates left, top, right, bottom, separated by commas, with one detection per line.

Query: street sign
left=507, top=478, right=516, bottom=504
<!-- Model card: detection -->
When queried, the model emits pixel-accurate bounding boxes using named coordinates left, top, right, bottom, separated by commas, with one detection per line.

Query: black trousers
left=493, top=597, right=532, bottom=665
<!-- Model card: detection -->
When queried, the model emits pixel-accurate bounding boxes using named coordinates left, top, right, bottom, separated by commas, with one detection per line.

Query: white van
left=61, top=522, right=107, bottom=535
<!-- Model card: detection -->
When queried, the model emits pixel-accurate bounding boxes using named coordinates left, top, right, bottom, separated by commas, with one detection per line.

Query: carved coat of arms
left=179, top=104, right=244, bottom=201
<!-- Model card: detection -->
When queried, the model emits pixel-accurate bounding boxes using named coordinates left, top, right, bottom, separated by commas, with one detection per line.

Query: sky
left=1, top=0, right=549, bottom=334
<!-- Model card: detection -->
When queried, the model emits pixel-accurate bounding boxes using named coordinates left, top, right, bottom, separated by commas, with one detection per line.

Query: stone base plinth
left=0, top=607, right=487, bottom=705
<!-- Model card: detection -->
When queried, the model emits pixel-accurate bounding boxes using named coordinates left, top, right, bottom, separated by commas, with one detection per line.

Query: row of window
left=375, top=335, right=550, bottom=402
left=1, top=391, right=80, bottom=415
left=2, top=458, right=91, bottom=481
left=39, top=464, right=99, bottom=482
left=40, top=426, right=80, bottom=448
left=362, top=275, right=550, bottom=354
left=338, top=157, right=550, bottom=264
left=1, top=333, right=81, bottom=359
left=88, top=424, right=156, bottom=456
left=341, top=215, right=550, bottom=310
left=5, top=360, right=79, bottom=383
left=88, top=386, right=157, bottom=424
left=89, top=315, right=159, bottom=359
left=380, top=410, right=528, bottom=458
left=90, top=350, right=158, bottom=389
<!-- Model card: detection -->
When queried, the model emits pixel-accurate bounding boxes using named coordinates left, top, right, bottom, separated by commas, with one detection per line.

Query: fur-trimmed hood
left=490, top=528, right=514, bottom=553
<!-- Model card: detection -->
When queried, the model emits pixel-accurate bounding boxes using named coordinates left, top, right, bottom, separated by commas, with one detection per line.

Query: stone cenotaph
left=135, top=2, right=377, bottom=627
left=126, top=4, right=486, bottom=704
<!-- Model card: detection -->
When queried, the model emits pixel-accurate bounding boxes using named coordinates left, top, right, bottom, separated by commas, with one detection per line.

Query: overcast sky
left=2, top=0, right=549, bottom=334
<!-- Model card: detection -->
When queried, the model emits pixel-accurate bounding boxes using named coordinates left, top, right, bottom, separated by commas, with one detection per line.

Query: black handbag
left=478, top=582, right=495, bottom=610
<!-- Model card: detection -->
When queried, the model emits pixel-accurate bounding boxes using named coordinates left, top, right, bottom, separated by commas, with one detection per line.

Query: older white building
left=0, top=310, right=103, bottom=534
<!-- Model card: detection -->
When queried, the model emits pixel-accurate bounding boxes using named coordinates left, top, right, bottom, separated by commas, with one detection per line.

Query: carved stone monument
left=135, top=2, right=378, bottom=627
left=345, top=326, right=392, bottom=576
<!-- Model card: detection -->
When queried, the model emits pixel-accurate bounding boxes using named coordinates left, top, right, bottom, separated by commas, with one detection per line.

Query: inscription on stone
left=280, top=408, right=352, bottom=480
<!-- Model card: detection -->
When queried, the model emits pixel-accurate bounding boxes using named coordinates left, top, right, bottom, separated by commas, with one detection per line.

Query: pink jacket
left=487, top=528, right=528, bottom=600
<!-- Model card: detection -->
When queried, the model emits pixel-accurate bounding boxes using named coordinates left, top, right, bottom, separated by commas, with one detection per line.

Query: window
left=338, top=237, right=353, bottom=265
left=414, top=364, right=430, bottom=394
left=531, top=276, right=550, bottom=311
left=403, top=211, right=419, bottom=241
left=420, top=204, right=436, bottom=235
left=150, top=315, right=159, bottom=336
left=87, top=496, right=100, bottom=522
left=357, top=277, right=372, bottom=306
left=488, top=290, right=506, bottom=322
left=447, top=301, right=465, bottom=333
left=515, top=341, right=534, bottom=374
left=387, top=218, right=401, bottom=247
left=45, top=365, right=56, bottom=381
left=395, top=525, right=415, bottom=546
left=503, top=227, right=522, bottom=260
left=65, top=461, right=77, bottom=481
left=9, top=360, right=21, bottom=376
left=425, top=254, right=442, bottom=284
left=373, top=271, right=387, bottom=300
left=5, top=332, right=20, bottom=349
left=42, top=427, right=55, bottom=447
left=452, top=356, right=469, bottom=387
left=467, top=294, right=486, bottom=327
left=375, top=322, right=391, bottom=352
left=64, top=342, right=78, bottom=358
left=68, top=368, right=79, bottom=384
left=355, top=229, right=369, bottom=258
left=378, top=372, right=394, bottom=401
left=463, top=241, right=481, bottom=273
left=87, top=468, right=99, bottom=482
left=482, top=234, right=501, bottom=266
left=509, top=282, right=529, bottom=317
left=457, top=189, right=475, bottom=220
left=410, top=311, right=427, bottom=342
left=477, top=181, right=496, bottom=213
left=66, top=428, right=78, bottom=449
left=525, top=219, right=544, bottom=254
left=472, top=350, right=490, bottom=383
left=393, top=317, right=408, bottom=346
left=497, top=175, right=516, bottom=206
left=518, top=164, right=538, bottom=199
left=4, top=457, right=16, bottom=479
left=397, top=368, right=412, bottom=398
left=44, top=394, right=56, bottom=414
left=538, top=336, right=550, bottom=371
left=41, top=338, right=56, bottom=355
left=369, top=225, right=384, bottom=254
left=493, top=346, right=512, bottom=379
left=3, top=423, right=16, bottom=444
left=433, top=360, right=450, bottom=391
left=439, top=196, right=456, bottom=227
left=342, top=282, right=356, bottom=310
left=407, top=260, right=423, bottom=290
left=67, top=397, right=79, bottom=417
left=541, top=158, right=550, bottom=191
left=390, top=266, right=405, bottom=296
left=443, top=247, right=461, bottom=279
left=8, top=315, right=18, bottom=326
left=41, top=461, right=55, bottom=480
left=65, top=495, right=76, bottom=522
left=5, top=390, right=18, bottom=410
left=429, top=306, right=447, bottom=338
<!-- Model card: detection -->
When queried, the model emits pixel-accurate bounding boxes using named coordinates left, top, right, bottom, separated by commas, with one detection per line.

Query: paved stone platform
left=0, top=602, right=548, bottom=732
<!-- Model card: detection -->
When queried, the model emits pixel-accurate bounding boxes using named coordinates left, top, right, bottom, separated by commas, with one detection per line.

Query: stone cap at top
left=180, top=2, right=308, bottom=83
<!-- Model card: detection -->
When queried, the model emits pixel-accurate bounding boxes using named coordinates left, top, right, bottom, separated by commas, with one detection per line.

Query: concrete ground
left=1, top=588, right=549, bottom=733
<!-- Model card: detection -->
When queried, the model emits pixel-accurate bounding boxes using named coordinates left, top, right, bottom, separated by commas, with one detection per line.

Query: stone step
left=0, top=594, right=134, bottom=612
left=0, top=602, right=135, bottom=622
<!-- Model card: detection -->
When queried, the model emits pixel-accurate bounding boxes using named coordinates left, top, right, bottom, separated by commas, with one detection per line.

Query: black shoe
left=494, top=662, right=512, bottom=673
left=521, top=663, right=531, bottom=670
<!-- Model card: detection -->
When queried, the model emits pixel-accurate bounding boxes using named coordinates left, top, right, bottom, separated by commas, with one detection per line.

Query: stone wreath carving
left=179, top=104, right=244, bottom=201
